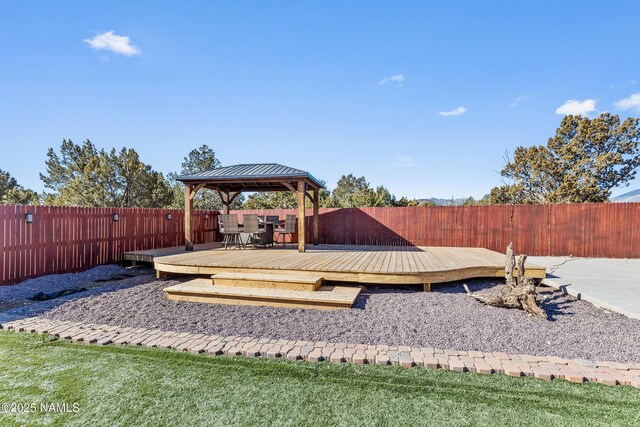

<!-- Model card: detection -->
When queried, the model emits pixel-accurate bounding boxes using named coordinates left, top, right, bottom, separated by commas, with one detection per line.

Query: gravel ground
left=35, top=272, right=640, bottom=364
left=0, top=265, right=154, bottom=320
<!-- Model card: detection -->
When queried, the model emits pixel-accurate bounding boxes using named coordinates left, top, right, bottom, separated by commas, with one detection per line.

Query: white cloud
left=85, top=31, right=140, bottom=56
left=555, top=99, right=597, bottom=116
left=438, top=106, right=467, bottom=117
left=509, top=95, right=529, bottom=107
left=389, top=156, right=416, bottom=168
left=615, top=93, right=640, bottom=112
left=609, top=80, right=638, bottom=90
left=379, top=74, right=405, bottom=85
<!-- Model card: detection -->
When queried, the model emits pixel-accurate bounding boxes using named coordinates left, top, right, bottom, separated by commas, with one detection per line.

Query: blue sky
left=1, top=1, right=640, bottom=199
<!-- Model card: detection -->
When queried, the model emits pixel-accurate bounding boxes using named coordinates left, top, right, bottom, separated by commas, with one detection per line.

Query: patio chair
left=274, top=214, right=296, bottom=248
left=220, top=214, right=242, bottom=249
left=242, top=214, right=264, bottom=247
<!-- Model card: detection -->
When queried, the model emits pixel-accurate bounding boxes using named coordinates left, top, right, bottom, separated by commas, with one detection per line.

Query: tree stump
left=505, top=243, right=516, bottom=288
left=464, top=243, right=548, bottom=319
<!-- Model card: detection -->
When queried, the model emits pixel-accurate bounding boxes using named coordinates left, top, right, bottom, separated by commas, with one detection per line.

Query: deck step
left=212, top=272, right=323, bottom=291
left=164, top=279, right=361, bottom=310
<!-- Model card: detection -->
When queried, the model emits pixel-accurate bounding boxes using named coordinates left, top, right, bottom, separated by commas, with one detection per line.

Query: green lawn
left=0, top=331, right=638, bottom=426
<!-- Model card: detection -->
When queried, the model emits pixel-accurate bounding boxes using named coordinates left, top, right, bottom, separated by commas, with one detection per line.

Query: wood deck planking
left=408, top=250, right=424, bottom=274
left=351, top=250, right=376, bottom=273
left=122, top=242, right=222, bottom=263
left=333, top=247, right=367, bottom=272
left=423, top=248, right=452, bottom=271
left=387, top=250, right=396, bottom=274
left=164, top=278, right=361, bottom=310
left=212, top=272, right=323, bottom=291
left=141, top=244, right=547, bottom=286
left=412, top=251, right=429, bottom=272
left=376, top=250, right=391, bottom=274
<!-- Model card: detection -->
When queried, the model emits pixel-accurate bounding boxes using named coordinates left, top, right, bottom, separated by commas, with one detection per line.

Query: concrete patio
left=531, top=257, right=640, bottom=319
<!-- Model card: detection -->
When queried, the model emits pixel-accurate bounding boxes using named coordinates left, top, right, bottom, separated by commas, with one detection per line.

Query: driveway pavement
left=530, top=257, right=640, bottom=319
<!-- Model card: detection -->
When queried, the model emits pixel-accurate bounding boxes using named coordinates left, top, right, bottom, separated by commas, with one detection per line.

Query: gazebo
left=176, top=163, right=324, bottom=252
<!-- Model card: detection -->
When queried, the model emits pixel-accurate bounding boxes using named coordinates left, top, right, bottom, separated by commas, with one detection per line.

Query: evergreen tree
left=327, top=175, right=397, bottom=208
left=242, top=180, right=330, bottom=209
left=490, top=113, right=640, bottom=204
left=40, top=139, right=173, bottom=207
left=169, top=145, right=244, bottom=210
left=0, top=169, right=39, bottom=205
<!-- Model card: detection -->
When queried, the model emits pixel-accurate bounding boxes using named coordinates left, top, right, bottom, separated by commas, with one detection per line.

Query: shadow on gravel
left=351, top=293, right=371, bottom=310
left=429, top=279, right=578, bottom=322
left=94, top=273, right=137, bottom=282
left=357, top=280, right=499, bottom=297
left=31, top=288, right=88, bottom=301
left=541, top=292, right=575, bottom=321
left=433, top=279, right=499, bottom=294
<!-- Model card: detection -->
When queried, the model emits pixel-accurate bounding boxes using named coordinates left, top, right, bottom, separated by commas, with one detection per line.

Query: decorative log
left=516, top=254, right=527, bottom=286
left=505, top=243, right=516, bottom=288
left=523, top=292, right=547, bottom=318
left=463, top=284, right=514, bottom=307
left=463, top=244, right=548, bottom=319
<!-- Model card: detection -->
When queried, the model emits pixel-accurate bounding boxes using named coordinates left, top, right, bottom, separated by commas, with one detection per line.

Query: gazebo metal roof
left=179, top=163, right=322, bottom=251
left=176, top=163, right=323, bottom=192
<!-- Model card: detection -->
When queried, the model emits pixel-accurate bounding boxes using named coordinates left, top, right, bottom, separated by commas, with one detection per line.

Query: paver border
left=2, top=316, right=638, bottom=388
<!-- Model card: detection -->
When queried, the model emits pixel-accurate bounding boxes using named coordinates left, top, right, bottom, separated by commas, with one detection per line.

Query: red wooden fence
left=2, top=203, right=639, bottom=285
left=234, top=203, right=640, bottom=258
left=0, top=205, right=219, bottom=285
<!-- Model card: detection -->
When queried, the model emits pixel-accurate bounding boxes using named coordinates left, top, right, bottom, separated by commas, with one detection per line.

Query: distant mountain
left=416, top=197, right=473, bottom=206
left=611, top=189, right=640, bottom=203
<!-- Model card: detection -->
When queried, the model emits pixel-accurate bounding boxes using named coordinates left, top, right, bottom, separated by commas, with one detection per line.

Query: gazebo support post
left=221, top=191, right=241, bottom=215
left=184, top=184, right=194, bottom=251
left=222, top=191, right=230, bottom=214
left=313, top=188, right=319, bottom=245
left=297, top=180, right=306, bottom=252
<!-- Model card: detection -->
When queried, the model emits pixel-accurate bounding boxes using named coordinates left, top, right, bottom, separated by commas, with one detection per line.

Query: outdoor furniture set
left=219, top=214, right=296, bottom=249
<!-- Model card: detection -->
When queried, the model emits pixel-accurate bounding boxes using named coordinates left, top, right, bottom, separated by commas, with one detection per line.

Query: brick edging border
left=2, top=317, right=639, bottom=388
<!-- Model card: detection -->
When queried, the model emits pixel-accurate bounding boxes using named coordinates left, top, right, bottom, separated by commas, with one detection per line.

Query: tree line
left=1, top=113, right=639, bottom=208
left=0, top=141, right=422, bottom=209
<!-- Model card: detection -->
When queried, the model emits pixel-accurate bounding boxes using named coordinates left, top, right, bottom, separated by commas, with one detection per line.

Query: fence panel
left=232, top=203, right=640, bottom=256
left=2, top=203, right=640, bottom=285
left=0, top=205, right=219, bottom=285
left=549, top=203, right=640, bottom=258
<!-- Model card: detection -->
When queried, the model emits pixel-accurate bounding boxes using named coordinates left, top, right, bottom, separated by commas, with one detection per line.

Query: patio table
left=238, top=221, right=275, bottom=247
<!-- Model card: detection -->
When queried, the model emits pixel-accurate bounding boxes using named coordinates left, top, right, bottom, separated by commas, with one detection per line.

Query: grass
left=0, top=331, right=638, bottom=426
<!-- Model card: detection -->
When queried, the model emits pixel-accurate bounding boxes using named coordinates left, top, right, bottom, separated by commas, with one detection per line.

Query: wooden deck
left=123, top=243, right=223, bottom=263
left=164, top=278, right=361, bottom=310
left=136, top=245, right=546, bottom=288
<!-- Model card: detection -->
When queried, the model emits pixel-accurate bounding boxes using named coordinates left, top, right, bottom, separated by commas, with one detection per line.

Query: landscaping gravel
left=0, top=265, right=127, bottom=301
left=0, top=265, right=154, bottom=320
left=36, top=271, right=640, bottom=364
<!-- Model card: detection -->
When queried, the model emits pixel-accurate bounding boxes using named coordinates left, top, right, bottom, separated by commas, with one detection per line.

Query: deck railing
left=1, top=203, right=639, bottom=285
